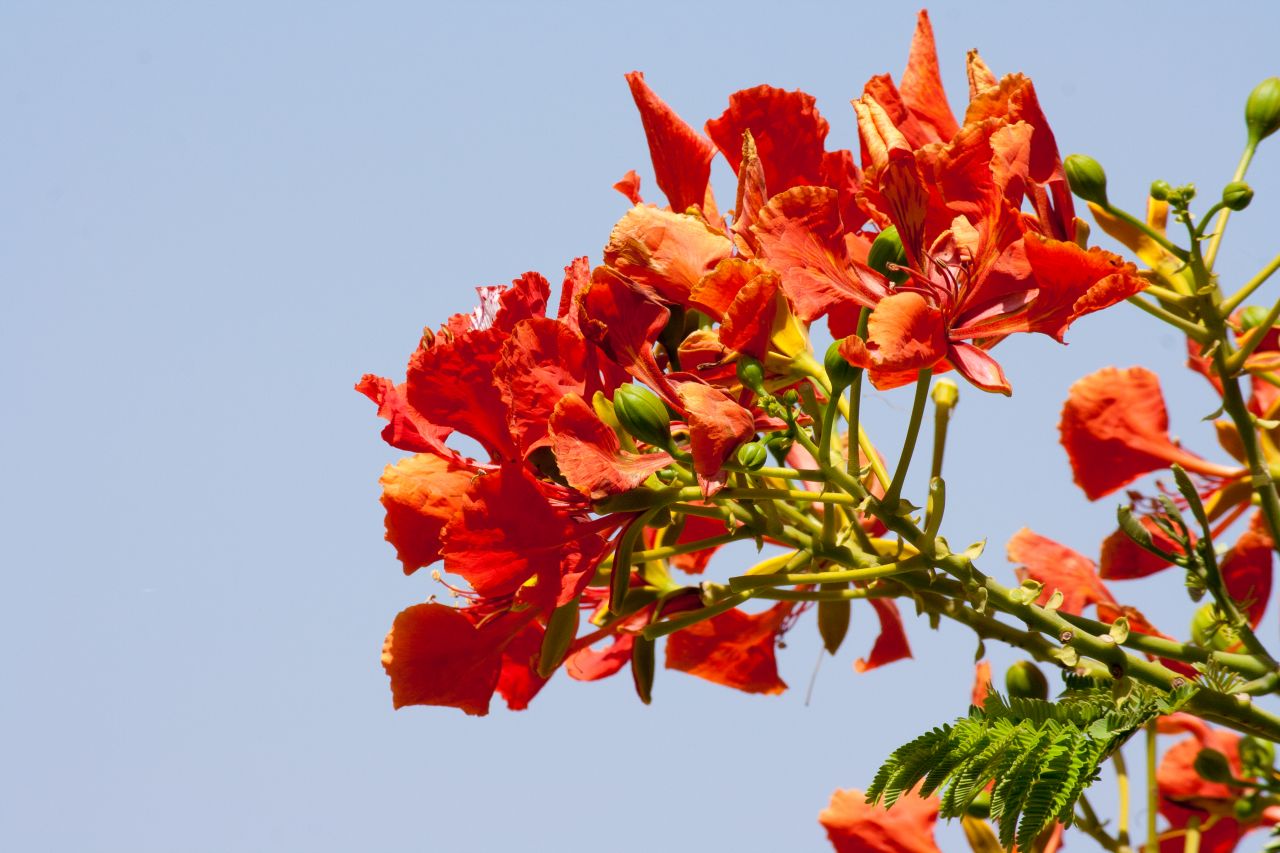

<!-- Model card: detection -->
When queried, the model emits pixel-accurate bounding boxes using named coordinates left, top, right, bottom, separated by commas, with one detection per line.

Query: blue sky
left=5, top=2, right=1280, bottom=850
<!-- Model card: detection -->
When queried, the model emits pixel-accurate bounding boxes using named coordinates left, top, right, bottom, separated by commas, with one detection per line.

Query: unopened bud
left=1064, top=154, right=1109, bottom=206
left=1235, top=796, right=1264, bottom=823
left=1194, top=748, right=1234, bottom=784
left=931, top=378, right=959, bottom=410
left=736, top=356, right=766, bottom=393
left=867, top=226, right=909, bottom=283
left=1005, top=660, right=1049, bottom=700
left=1150, top=180, right=1172, bottom=201
left=1222, top=181, right=1254, bottom=211
left=1246, top=78, right=1280, bottom=144
left=818, top=597, right=851, bottom=655
left=781, top=389, right=799, bottom=407
left=1240, top=305, right=1271, bottom=331
left=613, top=385, right=673, bottom=449
left=824, top=340, right=859, bottom=389
left=630, top=634, right=656, bottom=705
left=737, top=441, right=769, bottom=470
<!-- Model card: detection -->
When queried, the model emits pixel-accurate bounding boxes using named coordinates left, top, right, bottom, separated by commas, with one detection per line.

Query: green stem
left=728, top=556, right=929, bottom=591
left=884, top=368, right=933, bottom=506
left=1114, top=747, right=1132, bottom=849
left=1107, top=203, right=1191, bottom=260
left=1226, top=292, right=1280, bottom=372
left=1205, top=141, right=1258, bottom=270
left=629, top=531, right=754, bottom=563
left=1146, top=721, right=1159, bottom=853
left=1216, top=351, right=1280, bottom=557
left=1128, top=295, right=1212, bottom=342
left=1222, top=250, right=1280, bottom=314
left=1076, top=794, right=1124, bottom=852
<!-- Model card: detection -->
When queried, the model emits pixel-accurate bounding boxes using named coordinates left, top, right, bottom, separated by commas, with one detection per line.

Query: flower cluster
left=357, top=7, right=1280, bottom=853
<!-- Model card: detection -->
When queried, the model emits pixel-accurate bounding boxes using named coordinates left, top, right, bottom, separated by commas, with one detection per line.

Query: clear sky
left=5, top=1, right=1280, bottom=850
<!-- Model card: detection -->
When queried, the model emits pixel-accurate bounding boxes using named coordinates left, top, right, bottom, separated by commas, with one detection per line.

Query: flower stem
left=1222, top=250, right=1280, bottom=314
left=1205, top=141, right=1258, bottom=270
left=883, top=368, right=932, bottom=507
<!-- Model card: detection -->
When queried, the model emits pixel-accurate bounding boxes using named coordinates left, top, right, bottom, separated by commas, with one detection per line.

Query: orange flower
left=819, top=787, right=942, bottom=853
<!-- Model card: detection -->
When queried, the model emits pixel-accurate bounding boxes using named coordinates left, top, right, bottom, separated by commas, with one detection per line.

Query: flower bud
left=737, top=441, right=769, bottom=470
left=1234, top=796, right=1264, bottom=823
left=1150, top=180, right=1172, bottom=201
left=966, top=790, right=991, bottom=818
left=824, top=340, right=859, bottom=389
left=736, top=356, right=766, bottom=393
left=818, top=595, right=851, bottom=655
left=1064, top=154, right=1109, bottom=206
left=931, top=378, right=959, bottom=411
left=1222, top=181, right=1254, bottom=211
left=1194, top=748, right=1234, bottom=784
left=781, top=389, right=799, bottom=407
left=867, top=226, right=909, bottom=283
left=613, top=385, right=672, bottom=449
left=630, top=634, right=656, bottom=705
left=1246, top=77, right=1280, bottom=144
left=1240, top=305, right=1271, bottom=331
left=1004, top=660, right=1049, bottom=700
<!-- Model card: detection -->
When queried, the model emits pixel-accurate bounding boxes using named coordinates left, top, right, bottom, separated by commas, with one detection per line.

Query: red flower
left=1157, top=722, right=1280, bottom=852
left=1059, top=366, right=1240, bottom=501
left=381, top=604, right=547, bottom=717
left=665, top=603, right=793, bottom=695
left=819, top=787, right=942, bottom=853
left=549, top=393, right=672, bottom=499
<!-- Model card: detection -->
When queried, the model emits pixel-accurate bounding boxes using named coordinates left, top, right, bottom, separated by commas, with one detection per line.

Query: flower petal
left=665, top=603, right=792, bottom=694
left=625, top=71, right=716, bottom=214
left=381, top=603, right=504, bottom=715
left=549, top=393, right=672, bottom=499
left=1059, top=367, right=1234, bottom=500
left=854, top=599, right=913, bottom=673
left=1007, top=528, right=1116, bottom=614
left=819, top=787, right=942, bottom=853
left=706, top=84, right=830, bottom=195
left=674, top=380, right=757, bottom=496
left=602, top=205, right=733, bottom=306
left=379, top=453, right=475, bottom=574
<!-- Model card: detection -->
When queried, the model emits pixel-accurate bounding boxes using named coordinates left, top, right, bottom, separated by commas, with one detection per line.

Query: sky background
left=5, top=1, right=1280, bottom=850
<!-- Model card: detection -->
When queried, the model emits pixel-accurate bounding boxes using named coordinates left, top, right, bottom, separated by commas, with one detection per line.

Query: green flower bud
left=1240, top=305, right=1271, bottom=331
left=765, top=434, right=793, bottom=459
left=966, top=790, right=991, bottom=819
left=1191, top=603, right=1239, bottom=651
left=613, top=384, right=672, bottom=449
left=867, top=226, right=909, bottom=283
left=1150, top=180, right=1172, bottom=201
left=1194, top=748, right=1234, bottom=784
left=1222, top=181, right=1254, bottom=211
left=737, top=441, right=769, bottom=470
left=781, top=389, right=799, bottom=407
left=1005, top=660, right=1049, bottom=700
left=1064, top=154, right=1109, bottom=207
left=736, top=356, right=766, bottom=393
left=1240, top=735, right=1276, bottom=772
left=630, top=634, right=656, bottom=705
left=1246, top=77, right=1280, bottom=144
left=1234, top=795, right=1264, bottom=823
left=818, top=596, right=851, bottom=655
left=824, top=340, right=859, bottom=389
left=931, top=378, right=959, bottom=411
left=537, top=598, right=580, bottom=678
